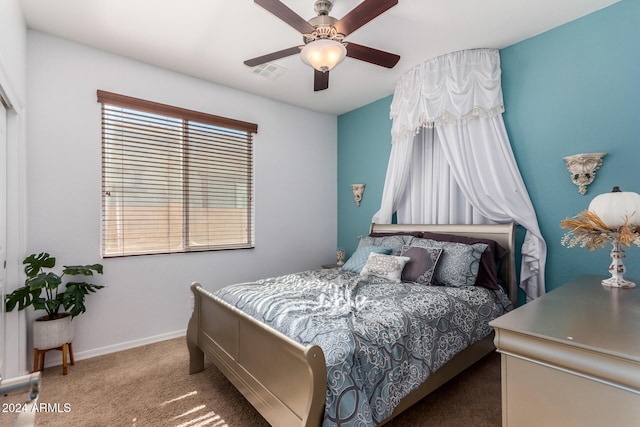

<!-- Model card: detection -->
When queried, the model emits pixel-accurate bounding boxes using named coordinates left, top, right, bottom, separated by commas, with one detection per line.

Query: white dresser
left=490, top=275, right=640, bottom=427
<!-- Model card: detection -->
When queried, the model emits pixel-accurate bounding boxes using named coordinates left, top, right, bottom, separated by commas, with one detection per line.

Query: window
left=98, top=90, right=258, bottom=257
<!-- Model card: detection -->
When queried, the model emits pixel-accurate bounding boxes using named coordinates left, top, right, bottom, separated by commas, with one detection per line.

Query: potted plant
left=4, top=252, right=104, bottom=351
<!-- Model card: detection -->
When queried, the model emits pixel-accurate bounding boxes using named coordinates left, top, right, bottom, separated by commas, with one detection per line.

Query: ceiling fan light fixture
left=300, top=39, right=347, bottom=73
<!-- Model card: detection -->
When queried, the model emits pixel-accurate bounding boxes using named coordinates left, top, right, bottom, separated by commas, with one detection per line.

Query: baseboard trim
left=40, top=329, right=187, bottom=369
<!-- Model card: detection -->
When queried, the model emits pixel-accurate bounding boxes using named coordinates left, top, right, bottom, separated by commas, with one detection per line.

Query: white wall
left=0, top=0, right=29, bottom=379
left=26, top=31, right=337, bottom=366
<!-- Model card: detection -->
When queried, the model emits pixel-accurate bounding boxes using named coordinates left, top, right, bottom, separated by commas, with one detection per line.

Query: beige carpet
left=3, top=337, right=501, bottom=426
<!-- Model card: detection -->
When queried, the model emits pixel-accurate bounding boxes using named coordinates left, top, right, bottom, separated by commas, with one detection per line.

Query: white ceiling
left=19, top=0, right=619, bottom=115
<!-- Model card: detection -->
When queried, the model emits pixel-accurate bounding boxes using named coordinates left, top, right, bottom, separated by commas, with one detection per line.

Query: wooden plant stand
left=33, top=342, right=74, bottom=375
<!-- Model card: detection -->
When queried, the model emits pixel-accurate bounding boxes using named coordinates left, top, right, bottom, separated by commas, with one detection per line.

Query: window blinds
left=97, top=90, right=257, bottom=257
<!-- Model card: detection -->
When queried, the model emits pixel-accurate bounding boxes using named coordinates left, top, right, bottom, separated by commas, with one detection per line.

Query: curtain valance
left=390, top=49, right=504, bottom=142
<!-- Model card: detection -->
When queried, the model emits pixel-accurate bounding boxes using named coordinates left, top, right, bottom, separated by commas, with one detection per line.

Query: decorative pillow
left=357, top=234, right=416, bottom=256
left=400, top=246, right=444, bottom=285
left=420, top=232, right=507, bottom=290
left=407, top=239, right=488, bottom=287
left=342, top=246, right=392, bottom=274
left=359, top=253, right=411, bottom=282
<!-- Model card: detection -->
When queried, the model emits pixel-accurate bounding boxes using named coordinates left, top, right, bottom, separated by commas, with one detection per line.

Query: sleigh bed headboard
left=369, top=222, right=518, bottom=307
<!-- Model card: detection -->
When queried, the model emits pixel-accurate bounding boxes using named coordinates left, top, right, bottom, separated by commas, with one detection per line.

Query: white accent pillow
left=359, top=253, right=411, bottom=283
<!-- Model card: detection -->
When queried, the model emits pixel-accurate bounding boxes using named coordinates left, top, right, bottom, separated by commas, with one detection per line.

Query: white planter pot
left=33, top=313, right=75, bottom=350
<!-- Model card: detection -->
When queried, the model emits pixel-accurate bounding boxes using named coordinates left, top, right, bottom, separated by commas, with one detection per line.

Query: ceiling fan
left=244, top=0, right=401, bottom=91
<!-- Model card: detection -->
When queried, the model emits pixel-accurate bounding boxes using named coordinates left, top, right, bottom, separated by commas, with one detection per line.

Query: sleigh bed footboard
left=187, top=282, right=327, bottom=427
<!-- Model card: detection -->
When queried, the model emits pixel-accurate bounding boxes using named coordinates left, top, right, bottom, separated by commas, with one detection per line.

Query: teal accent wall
left=337, top=96, right=393, bottom=256
left=337, top=0, right=640, bottom=291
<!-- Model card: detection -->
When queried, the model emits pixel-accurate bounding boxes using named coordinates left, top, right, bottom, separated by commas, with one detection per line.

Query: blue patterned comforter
left=215, top=268, right=512, bottom=426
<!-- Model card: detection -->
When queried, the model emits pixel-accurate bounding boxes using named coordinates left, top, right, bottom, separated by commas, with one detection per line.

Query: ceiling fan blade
left=244, top=46, right=301, bottom=67
left=314, top=70, right=329, bottom=91
left=254, top=0, right=315, bottom=34
left=346, top=43, right=400, bottom=68
left=334, top=0, right=398, bottom=36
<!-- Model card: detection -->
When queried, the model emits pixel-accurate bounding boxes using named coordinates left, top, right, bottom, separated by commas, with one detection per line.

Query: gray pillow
left=406, top=239, right=488, bottom=287
left=420, top=231, right=507, bottom=290
left=357, top=234, right=415, bottom=256
left=400, top=246, right=443, bottom=285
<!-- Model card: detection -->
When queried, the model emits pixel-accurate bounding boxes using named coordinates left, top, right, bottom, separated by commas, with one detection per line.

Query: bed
left=187, top=222, right=517, bottom=426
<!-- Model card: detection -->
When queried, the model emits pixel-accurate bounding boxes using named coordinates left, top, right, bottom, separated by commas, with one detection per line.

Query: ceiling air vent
left=250, top=62, right=287, bottom=80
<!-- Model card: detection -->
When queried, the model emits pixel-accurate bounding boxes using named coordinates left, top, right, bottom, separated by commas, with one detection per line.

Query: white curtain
left=372, top=49, right=546, bottom=301
left=396, top=127, right=488, bottom=225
